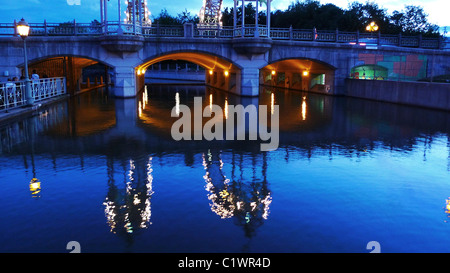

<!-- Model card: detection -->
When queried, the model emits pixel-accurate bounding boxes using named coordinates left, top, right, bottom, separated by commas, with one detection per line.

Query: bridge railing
left=194, top=26, right=234, bottom=38
left=142, top=25, right=184, bottom=37
left=0, top=81, right=26, bottom=111
left=0, top=21, right=443, bottom=49
left=0, top=77, right=66, bottom=112
left=0, top=21, right=103, bottom=36
left=31, top=77, right=67, bottom=102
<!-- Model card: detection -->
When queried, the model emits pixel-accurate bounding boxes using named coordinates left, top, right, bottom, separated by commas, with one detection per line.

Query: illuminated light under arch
left=137, top=52, right=240, bottom=77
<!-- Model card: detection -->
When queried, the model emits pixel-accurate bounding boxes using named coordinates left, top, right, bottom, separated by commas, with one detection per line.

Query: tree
left=317, top=4, right=344, bottom=30
left=177, top=9, right=199, bottom=25
left=221, top=7, right=234, bottom=26
left=341, top=1, right=393, bottom=33
left=221, top=4, right=267, bottom=27
left=152, top=9, right=200, bottom=25
left=152, top=9, right=180, bottom=25
left=390, top=5, right=439, bottom=36
left=271, top=0, right=322, bottom=29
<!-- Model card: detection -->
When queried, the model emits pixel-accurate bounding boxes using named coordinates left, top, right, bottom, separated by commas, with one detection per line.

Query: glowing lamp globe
left=17, top=18, right=30, bottom=38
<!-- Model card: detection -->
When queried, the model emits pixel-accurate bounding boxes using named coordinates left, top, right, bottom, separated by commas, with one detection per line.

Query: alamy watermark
left=67, top=0, right=81, bottom=5
left=170, top=97, right=279, bottom=152
left=366, top=241, right=381, bottom=253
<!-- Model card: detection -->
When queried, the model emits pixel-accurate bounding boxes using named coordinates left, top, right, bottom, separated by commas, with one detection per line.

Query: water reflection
left=29, top=178, right=41, bottom=198
left=103, top=156, right=154, bottom=242
left=203, top=149, right=272, bottom=238
left=1, top=84, right=450, bottom=252
left=301, top=96, right=307, bottom=121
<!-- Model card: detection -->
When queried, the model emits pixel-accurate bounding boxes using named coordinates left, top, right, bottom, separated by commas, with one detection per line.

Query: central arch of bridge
left=261, top=58, right=336, bottom=94
left=135, top=51, right=242, bottom=94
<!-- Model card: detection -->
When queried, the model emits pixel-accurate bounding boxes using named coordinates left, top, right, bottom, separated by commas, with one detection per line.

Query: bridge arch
left=135, top=50, right=243, bottom=94
left=16, top=54, right=113, bottom=94
left=23, top=54, right=115, bottom=69
left=261, top=58, right=336, bottom=93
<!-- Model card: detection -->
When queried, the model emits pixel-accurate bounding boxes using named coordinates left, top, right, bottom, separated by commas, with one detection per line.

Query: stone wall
left=345, top=79, right=450, bottom=111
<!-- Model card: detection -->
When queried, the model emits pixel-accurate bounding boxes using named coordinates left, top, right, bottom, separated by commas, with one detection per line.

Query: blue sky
left=1, top=0, right=449, bottom=28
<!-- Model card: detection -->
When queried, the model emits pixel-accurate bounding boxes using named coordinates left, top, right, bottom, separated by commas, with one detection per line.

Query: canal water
left=0, top=84, right=450, bottom=253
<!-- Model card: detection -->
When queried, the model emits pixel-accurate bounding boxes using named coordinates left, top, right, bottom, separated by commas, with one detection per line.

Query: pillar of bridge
left=234, top=56, right=269, bottom=97
left=239, top=67, right=261, bottom=96
left=113, top=66, right=138, bottom=98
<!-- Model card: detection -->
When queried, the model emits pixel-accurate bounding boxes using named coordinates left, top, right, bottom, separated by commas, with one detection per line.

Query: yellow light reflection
left=143, top=88, right=148, bottom=108
left=175, top=92, right=180, bottom=116
left=271, top=93, right=275, bottom=115
left=446, top=198, right=450, bottom=215
left=209, top=93, right=213, bottom=112
left=224, top=98, right=228, bottom=120
left=138, top=87, right=149, bottom=118
left=301, top=96, right=307, bottom=121
left=29, top=178, right=41, bottom=198
left=138, top=101, right=142, bottom=117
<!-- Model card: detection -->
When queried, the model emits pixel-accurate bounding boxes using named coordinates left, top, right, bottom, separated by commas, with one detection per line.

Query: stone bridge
left=1, top=23, right=449, bottom=98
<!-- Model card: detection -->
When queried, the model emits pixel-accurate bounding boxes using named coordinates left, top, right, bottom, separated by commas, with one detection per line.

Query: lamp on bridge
left=366, top=21, right=379, bottom=32
left=16, top=18, right=34, bottom=106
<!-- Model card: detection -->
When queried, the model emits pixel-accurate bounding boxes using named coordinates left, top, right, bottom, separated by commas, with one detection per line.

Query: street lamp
left=16, top=18, right=34, bottom=106
left=366, top=21, right=379, bottom=32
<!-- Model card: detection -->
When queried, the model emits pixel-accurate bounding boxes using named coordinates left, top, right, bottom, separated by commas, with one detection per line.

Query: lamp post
left=366, top=21, right=379, bottom=32
left=366, top=21, right=380, bottom=47
left=17, top=18, right=34, bottom=106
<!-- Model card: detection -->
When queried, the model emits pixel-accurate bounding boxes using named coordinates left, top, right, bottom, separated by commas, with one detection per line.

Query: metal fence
left=0, top=21, right=444, bottom=49
left=0, top=77, right=66, bottom=112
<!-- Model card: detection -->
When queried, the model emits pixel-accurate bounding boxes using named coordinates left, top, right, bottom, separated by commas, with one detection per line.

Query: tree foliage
left=391, top=5, right=439, bottom=35
left=221, top=0, right=440, bottom=37
left=152, top=9, right=199, bottom=25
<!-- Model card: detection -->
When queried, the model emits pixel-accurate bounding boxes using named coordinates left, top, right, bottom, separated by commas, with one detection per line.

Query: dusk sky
left=1, top=0, right=449, bottom=29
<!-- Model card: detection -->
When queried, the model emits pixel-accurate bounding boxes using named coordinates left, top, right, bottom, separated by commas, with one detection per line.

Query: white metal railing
left=0, top=77, right=66, bottom=112
left=0, top=81, right=26, bottom=111
left=31, top=77, right=67, bottom=102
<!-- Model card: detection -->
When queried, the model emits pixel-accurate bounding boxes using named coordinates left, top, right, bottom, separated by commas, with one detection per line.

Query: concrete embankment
left=345, top=79, right=450, bottom=111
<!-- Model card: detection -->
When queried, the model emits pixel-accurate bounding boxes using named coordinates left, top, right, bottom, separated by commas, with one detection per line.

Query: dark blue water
left=0, top=85, right=450, bottom=253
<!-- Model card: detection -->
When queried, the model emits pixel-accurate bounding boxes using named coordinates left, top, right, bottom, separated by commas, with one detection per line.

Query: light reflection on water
left=0, top=85, right=450, bottom=253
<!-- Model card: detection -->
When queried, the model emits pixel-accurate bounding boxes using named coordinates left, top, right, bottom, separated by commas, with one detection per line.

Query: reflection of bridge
left=2, top=86, right=450, bottom=242
left=0, top=1, right=449, bottom=99
left=2, top=86, right=449, bottom=165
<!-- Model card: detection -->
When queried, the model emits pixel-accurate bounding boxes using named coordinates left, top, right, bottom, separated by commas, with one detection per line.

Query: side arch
left=16, top=54, right=114, bottom=94
left=261, top=58, right=336, bottom=93
left=21, top=54, right=115, bottom=69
